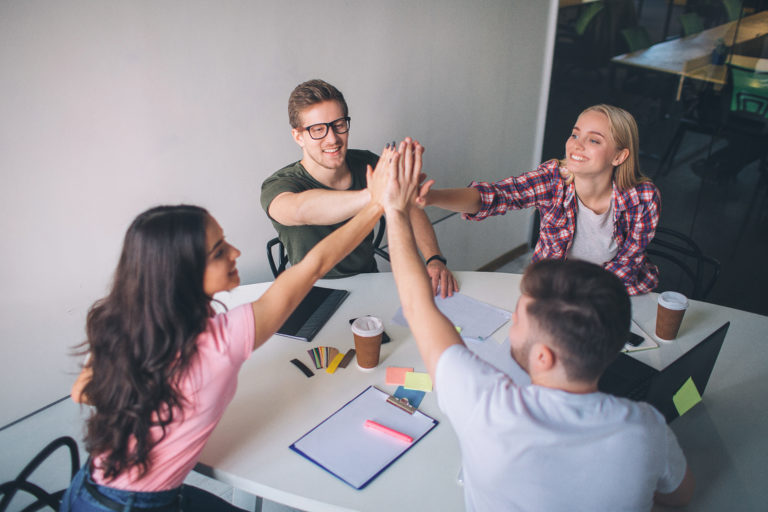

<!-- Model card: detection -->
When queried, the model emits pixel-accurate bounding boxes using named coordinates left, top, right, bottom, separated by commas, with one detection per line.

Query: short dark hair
left=521, top=260, right=630, bottom=382
left=288, top=79, right=348, bottom=129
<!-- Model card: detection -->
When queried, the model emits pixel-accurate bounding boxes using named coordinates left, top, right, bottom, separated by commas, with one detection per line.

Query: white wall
left=0, top=0, right=556, bottom=428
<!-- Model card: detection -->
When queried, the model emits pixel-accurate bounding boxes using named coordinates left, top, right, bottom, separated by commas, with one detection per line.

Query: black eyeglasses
left=304, top=116, right=351, bottom=140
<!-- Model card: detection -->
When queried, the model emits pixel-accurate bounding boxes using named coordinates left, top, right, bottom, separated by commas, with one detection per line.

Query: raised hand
left=367, top=142, right=400, bottom=208
left=381, top=137, right=424, bottom=213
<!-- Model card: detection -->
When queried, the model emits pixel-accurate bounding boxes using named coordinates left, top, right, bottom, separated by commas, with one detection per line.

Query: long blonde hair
left=560, top=104, right=650, bottom=190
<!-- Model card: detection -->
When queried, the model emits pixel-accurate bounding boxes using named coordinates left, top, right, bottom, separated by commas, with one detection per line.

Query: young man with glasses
left=261, top=79, right=457, bottom=296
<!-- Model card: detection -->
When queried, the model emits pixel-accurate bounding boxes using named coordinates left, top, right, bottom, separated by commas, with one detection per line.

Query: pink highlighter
left=364, top=419, right=413, bottom=443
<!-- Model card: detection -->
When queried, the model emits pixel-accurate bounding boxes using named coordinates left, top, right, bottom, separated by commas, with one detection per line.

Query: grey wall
left=0, top=1, right=557, bottom=428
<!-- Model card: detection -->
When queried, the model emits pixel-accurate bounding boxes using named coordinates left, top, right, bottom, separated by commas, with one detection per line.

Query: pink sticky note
left=386, top=366, right=414, bottom=386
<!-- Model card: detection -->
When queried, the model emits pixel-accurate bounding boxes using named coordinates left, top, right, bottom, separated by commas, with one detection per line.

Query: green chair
left=620, top=25, right=652, bottom=52
left=729, top=64, right=768, bottom=118
left=554, top=1, right=607, bottom=76
left=574, top=1, right=605, bottom=37
left=721, top=0, right=742, bottom=21
left=679, top=12, right=705, bottom=36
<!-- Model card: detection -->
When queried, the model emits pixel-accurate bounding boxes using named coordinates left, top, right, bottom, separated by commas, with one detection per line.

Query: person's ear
left=612, top=147, right=630, bottom=167
left=529, top=343, right=555, bottom=372
left=291, top=128, right=305, bottom=148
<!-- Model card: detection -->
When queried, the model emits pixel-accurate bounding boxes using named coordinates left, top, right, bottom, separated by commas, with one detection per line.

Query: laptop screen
left=598, top=322, right=729, bottom=423
left=646, top=322, right=729, bottom=422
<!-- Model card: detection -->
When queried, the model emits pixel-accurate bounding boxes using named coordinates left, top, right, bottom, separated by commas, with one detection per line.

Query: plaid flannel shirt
left=464, top=159, right=660, bottom=295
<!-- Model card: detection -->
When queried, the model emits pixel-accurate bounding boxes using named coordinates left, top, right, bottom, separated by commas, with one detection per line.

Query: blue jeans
left=61, top=463, right=245, bottom=512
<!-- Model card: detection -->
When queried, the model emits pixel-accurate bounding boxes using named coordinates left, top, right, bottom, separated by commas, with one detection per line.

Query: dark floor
left=543, top=0, right=768, bottom=316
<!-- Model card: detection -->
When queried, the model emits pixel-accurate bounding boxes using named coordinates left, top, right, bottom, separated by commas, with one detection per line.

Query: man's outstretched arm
left=383, top=139, right=463, bottom=379
left=268, top=188, right=370, bottom=226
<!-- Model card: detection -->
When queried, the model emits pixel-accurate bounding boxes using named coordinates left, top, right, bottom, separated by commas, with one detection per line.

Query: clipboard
left=277, top=286, right=349, bottom=342
left=290, top=386, right=438, bottom=489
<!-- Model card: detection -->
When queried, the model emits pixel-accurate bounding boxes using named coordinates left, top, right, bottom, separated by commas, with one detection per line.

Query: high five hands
left=368, top=138, right=458, bottom=297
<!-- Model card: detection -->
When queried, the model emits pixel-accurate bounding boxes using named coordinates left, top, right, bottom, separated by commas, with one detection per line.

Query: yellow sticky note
left=673, top=377, right=702, bottom=416
left=326, top=353, right=344, bottom=374
left=404, top=371, right=433, bottom=392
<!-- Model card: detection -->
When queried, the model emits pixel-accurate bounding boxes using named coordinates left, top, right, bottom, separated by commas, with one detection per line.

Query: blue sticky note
left=394, top=386, right=425, bottom=408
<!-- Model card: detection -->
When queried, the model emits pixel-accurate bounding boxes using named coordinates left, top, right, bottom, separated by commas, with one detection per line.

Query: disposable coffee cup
left=655, top=291, right=689, bottom=340
left=351, top=316, right=384, bottom=371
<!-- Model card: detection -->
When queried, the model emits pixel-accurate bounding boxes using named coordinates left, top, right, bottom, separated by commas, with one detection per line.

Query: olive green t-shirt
left=260, top=149, right=379, bottom=278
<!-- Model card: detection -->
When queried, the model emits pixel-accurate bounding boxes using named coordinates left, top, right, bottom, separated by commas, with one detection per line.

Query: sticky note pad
left=386, top=366, right=414, bottom=386
left=326, top=353, right=345, bottom=374
left=404, top=371, right=432, bottom=392
left=394, top=386, right=426, bottom=408
left=673, top=377, right=702, bottom=416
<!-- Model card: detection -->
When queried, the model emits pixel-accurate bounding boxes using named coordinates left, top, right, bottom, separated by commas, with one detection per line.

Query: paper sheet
left=465, top=337, right=531, bottom=386
left=393, top=292, right=511, bottom=342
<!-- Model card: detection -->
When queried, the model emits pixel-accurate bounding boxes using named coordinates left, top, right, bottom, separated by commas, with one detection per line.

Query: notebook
left=290, top=386, right=438, bottom=489
left=598, top=322, right=729, bottom=422
left=277, top=286, right=349, bottom=342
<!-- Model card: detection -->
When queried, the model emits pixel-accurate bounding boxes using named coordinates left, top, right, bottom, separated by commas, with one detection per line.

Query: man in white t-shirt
left=382, top=139, right=695, bottom=511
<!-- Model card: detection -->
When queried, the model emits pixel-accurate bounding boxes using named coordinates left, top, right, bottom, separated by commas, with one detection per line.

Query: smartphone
left=349, top=318, right=391, bottom=344
left=626, top=332, right=644, bottom=347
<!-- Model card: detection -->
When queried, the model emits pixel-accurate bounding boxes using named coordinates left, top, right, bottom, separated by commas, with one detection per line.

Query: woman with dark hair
left=61, top=143, right=405, bottom=511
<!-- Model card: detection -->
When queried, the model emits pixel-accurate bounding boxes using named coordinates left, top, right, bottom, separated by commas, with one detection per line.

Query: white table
left=196, top=271, right=768, bottom=512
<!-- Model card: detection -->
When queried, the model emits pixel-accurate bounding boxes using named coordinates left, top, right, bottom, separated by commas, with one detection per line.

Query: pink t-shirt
left=92, top=303, right=254, bottom=491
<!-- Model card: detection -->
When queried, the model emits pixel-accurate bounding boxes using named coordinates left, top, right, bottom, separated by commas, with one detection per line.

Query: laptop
left=598, top=322, right=729, bottom=422
left=277, top=286, right=349, bottom=342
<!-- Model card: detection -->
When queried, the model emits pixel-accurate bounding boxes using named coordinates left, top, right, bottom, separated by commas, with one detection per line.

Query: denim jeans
left=61, top=463, right=245, bottom=512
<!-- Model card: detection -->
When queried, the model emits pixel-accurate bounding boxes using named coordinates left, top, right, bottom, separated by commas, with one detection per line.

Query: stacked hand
left=366, top=142, right=399, bottom=208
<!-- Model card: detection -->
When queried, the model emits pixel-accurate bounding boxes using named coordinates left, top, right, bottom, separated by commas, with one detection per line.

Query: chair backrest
left=620, top=25, right=652, bottom=52
left=721, top=0, right=742, bottom=21
left=729, top=64, right=768, bottom=119
left=0, top=436, right=80, bottom=512
left=574, top=1, right=606, bottom=36
left=646, top=227, right=721, bottom=300
left=266, top=216, right=389, bottom=278
left=679, top=12, right=705, bottom=36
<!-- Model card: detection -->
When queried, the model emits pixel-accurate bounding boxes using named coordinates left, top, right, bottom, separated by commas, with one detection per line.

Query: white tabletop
left=197, top=271, right=768, bottom=512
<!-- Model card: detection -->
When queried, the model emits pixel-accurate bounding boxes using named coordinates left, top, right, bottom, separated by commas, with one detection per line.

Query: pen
left=364, top=419, right=413, bottom=443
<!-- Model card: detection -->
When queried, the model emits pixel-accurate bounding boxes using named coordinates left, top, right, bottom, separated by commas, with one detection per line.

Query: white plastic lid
left=658, top=291, right=689, bottom=311
left=351, top=315, right=384, bottom=337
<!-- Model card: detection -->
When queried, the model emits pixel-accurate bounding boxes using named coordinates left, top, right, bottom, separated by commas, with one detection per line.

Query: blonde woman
left=418, top=104, right=659, bottom=295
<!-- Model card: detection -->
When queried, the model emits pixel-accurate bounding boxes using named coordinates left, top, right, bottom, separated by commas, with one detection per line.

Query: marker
left=364, top=419, right=413, bottom=443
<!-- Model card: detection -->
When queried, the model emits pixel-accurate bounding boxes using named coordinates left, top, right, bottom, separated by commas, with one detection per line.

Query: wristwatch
left=425, top=254, right=447, bottom=266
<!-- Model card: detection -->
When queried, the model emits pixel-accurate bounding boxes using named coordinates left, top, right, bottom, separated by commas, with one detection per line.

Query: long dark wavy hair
left=79, top=205, right=213, bottom=480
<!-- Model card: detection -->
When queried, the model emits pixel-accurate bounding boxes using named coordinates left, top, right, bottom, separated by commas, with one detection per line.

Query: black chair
left=665, top=63, right=768, bottom=174
left=0, top=436, right=80, bottom=512
left=267, top=216, right=389, bottom=278
left=646, top=227, right=721, bottom=300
